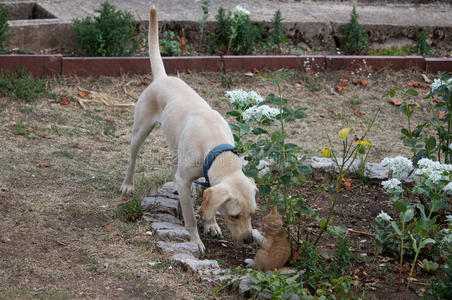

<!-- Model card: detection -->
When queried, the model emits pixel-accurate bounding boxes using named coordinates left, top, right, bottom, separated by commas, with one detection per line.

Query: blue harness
left=193, top=144, right=238, bottom=188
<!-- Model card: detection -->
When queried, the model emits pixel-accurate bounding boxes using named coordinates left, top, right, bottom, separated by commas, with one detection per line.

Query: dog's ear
left=202, top=184, right=232, bottom=220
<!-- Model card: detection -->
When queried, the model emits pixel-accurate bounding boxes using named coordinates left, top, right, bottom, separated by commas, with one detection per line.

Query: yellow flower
left=321, top=147, right=331, bottom=158
left=356, top=140, right=372, bottom=146
left=338, top=127, right=350, bottom=139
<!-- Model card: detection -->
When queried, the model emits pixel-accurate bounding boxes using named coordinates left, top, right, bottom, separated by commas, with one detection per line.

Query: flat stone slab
left=143, top=213, right=182, bottom=225
left=365, top=162, right=390, bottom=180
left=151, top=221, right=184, bottom=231
left=171, top=253, right=219, bottom=272
left=157, top=241, right=200, bottom=257
left=156, top=228, right=190, bottom=241
left=141, top=196, right=179, bottom=215
left=199, top=268, right=236, bottom=283
left=149, top=181, right=179, bottom=200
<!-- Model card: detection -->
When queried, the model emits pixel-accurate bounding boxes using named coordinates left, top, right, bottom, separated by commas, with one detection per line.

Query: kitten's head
left=262, top=206, right=283, bottom=234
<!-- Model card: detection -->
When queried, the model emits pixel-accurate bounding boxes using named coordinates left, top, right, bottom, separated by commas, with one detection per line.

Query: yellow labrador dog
left=121, top=8, right=257, bottom=252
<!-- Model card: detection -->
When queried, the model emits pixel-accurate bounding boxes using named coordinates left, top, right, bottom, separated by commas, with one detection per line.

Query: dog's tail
left=149, top=7, right=167, bottom=80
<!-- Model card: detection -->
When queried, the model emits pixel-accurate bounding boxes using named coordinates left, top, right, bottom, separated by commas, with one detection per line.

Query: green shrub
left=416, top=28, right=430, bottom=55
left=73, top=1, right=137, bottom=56
left=160, top=31, right=181, bottom=56
left=429, top=255, right=452, bottom=299
left=268, top=10, right=287, bottom=49
left=118, top=197, right=142, bottom=222
left=0, top=68, right=48, bottom=101
left=0, top=3, right=11, bottom=53
left=340, top=6, right=369, bottom=54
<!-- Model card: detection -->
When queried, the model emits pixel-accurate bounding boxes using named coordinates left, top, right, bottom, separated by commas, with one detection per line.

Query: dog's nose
left=243, top=236, right=253, bottom=244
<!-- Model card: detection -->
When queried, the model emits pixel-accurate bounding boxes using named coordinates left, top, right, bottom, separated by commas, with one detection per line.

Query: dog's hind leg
left=121, top=112, right=157, bottom=195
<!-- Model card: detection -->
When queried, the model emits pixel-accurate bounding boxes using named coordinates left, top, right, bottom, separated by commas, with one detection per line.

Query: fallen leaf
left=359, top=79, right=368, bottom=86
left=422, top=74, right=432, bottom=83
left=105, top=225, right=116, bottom=232
left=209, top=78, right=217, bottom=83
left=340, top=77, right=349, bottom=87
left=353, top=110, right=364, bottom=117
left=252, top=67, right=259, bottom=74
left=342, top=178, right=353, bottom=192
left=408, top=80, right=426, bottom=89
left=121, top=196, right=130, bottom=202
left=60, top=97, right=71, bottom=105
left=387, top=99, right=402, bottom=106
left=439, top=111, right=446, bottom=120
left=293, top=251, right=302, bottom=261
left=352, top=78, right=359, bottom=85
left=244, top=72, right=254, bottom=77
left=119, top=239, right=124, bottom=245
left=328, top=109, right=338, bottom=118
left=77, top=91, right=87, bottom=98
left=335, top=85, right=343, bottom=92
left=39, top=162, right=52, bottom=168
left=186, top=69, right=192, bottom=75
left=179, top=37, right=186, bottom=55
left=297, top=80, right=304, bottom=86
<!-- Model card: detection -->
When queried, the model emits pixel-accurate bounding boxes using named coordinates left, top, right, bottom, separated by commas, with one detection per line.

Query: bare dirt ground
left=0, top=68, right=438, bottom=299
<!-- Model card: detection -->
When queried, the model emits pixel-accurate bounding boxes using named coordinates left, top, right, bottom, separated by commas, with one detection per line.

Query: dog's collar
left=193, top=144, right=238, bottom=188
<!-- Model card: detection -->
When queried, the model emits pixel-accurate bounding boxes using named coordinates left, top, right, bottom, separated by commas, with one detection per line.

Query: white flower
left=431, top=78, right=446, bottom=92
left=415, top=158, right=452, bottom=184
left=382, top=178, right=402, bottom=193
left=376, top=211, right=392, bottom=222
left=226, top=90, right=263, bottom=109
left=381, top=156, right=413, bottom=180
left=443, top=182, right=452, bottom=194
left=446, top=215, right=452, bottom=224
left=442, top=228, right=452, bottom=244
left=242, top=105, right=280, bottom=122
left=234, top=5, right=250, bottom=16
left=449, top=143, right=452, bottom=151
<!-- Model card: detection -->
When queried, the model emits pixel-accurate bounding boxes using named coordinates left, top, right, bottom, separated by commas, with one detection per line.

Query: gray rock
left=143, top=213, right=183, bottom=225
left=199, top=268, right=236, bottom=283
left=150, top=182, right=179, bottom=200
left=239, top=278, right=253, bottom=297
left=307, top=157, right=335, bottom=172
left=365, top=162, right=390, bottom=179
left=151, top=221, right=184, bottom=231
left=335, top=158, right=361, bottom=173
left=156, top=228, right=190, bottom=241
left=141, top=196, right=179, bottom=215
left=171, top=253, right=219, bottom=272
left=157, top=241, right=200, bottom=257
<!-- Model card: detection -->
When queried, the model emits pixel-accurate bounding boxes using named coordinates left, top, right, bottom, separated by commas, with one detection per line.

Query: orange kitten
left=245, top=206, right=291, bottom=271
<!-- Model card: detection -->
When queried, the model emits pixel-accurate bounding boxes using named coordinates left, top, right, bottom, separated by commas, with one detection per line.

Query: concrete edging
left=0, top=55, right=451, bottom=77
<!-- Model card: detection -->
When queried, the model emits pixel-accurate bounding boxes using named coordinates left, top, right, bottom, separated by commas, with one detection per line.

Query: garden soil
left=0, top=68, right=442, bottom=298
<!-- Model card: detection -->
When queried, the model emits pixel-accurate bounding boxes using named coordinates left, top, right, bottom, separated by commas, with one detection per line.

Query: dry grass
left=0, top=68, right=436, bottom=298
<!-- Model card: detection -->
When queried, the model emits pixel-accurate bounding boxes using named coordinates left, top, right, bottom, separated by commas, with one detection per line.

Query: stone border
left=0, top=55, right=451, bottom=77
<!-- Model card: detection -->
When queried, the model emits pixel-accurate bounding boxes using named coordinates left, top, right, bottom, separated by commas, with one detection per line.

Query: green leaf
left=403, top=209, right=414, bottom=223
left=245, top=167, right=258, bottom=178
left=420, top=238, right=436, bottom=248
left=393, top=200, right=408, bottom=212
left=252, top=127, right=268, bottom=135
left=406, top=89, right=419, bottom=96
left=226, top=110, right=241, bottom=117
left=390, top=222, right=402, bottom=235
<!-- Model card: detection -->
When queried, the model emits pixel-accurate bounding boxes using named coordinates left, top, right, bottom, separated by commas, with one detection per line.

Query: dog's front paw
left=204, top=219, right=222, bottom=237
left=252, top=229, right=261, bottom=239
left=244, top=258, right=256, bottom=267
left=120, top=182, right=134, bottom=195
left=192, top=237, right=206, bottom=254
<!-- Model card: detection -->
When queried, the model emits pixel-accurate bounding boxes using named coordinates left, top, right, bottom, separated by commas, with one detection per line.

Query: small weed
left=18, top=106, right=34, bottom=113
left=268, top=10, right=288, bottom=50
left=369, top=45, right=415, bottom=56
left=11, top=121, right=30, bottom=137
left=87, top=257, right=99, bottom=273
left=53, top=150, right=74, bottom=159
left=118, top=197, right=142, bottom=222
left=0, top=68, right=48, bottom=101
left=0, top=3, right=11, bottom=53
left=349, top=97, right=363, bottom=105
left=73, top=1, right=137, bottom=56
left=103, top=126, right=117, bottom=137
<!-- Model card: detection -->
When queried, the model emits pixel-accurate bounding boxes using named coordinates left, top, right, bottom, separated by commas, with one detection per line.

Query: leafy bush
left=0, top=68, right=48, bottom=101
left=429, top=255, right=452, bottom=299
left=340, top=6, right=369, bottom=54
left=73, top=1, right=137, bottom=56
left=209, top=6, right=261, bottom=55
left=0, top=3, right=10, bottom=53
left=160, top=31, right=181, bottom=56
